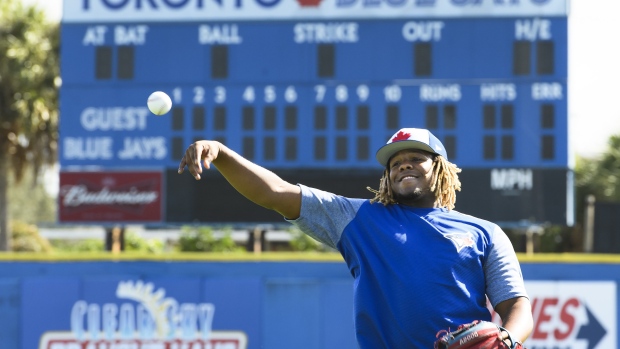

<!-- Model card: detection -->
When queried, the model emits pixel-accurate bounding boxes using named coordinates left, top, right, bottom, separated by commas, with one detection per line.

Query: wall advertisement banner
left=493, top=281, right=617, bottom=349
left=37, top=280, right=248, bottom=349
left=2, top=261, right=619, bottom=349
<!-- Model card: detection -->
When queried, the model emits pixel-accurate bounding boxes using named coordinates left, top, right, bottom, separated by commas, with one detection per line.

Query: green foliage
left=0, top=0, right=60, bottom=250
left=50, top=230, right=164, bottom=253
left=10, top=220, right=52, bottom=252
left=288, top=227, right=331, bottom=252
left=176, top=226, right=242, bottom=252
left=50, top=238, right=104, bottom=252
left=576, top=136, right=620, bottom=201
left=505, top=225, right=577, bottom=253
left=8, top=169, right=56, bottom=224
left=574, top=135, right=620, bottom=226
left=125, top=230, right=164, bottom=253
left=537, top=225, right=574, bottom=253
left=0, top=0, right=60, bottom=177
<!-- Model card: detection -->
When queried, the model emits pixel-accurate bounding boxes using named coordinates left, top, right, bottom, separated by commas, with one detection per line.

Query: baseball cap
left=375, top=128, right=448, bottom=166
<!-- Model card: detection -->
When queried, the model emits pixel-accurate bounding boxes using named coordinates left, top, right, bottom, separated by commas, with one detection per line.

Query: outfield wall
left=0, top=254, right=617, bottom=349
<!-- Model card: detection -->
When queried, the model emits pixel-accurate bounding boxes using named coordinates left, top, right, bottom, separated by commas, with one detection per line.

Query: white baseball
left=147, top=91, right=172, bottom=115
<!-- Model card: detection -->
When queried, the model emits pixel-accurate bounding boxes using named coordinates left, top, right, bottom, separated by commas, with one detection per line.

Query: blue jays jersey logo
left=444, top=232, right=475, bottom=252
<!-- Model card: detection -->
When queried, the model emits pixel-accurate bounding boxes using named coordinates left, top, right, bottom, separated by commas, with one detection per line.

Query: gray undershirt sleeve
left=485, top=224, right=529, bottom=308
left=285, top=184, right=364, bottom=249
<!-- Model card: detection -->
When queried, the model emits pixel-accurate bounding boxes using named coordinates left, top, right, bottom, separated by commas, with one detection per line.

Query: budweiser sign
left=62, top=186, right=158, bottom=206
left=59, top=172, right=163, bottom=222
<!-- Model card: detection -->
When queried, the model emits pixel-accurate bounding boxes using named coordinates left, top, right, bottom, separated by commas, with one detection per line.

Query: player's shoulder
left=444, top=209, right=500, bottom=233
left=300, top=184, right=369, bottom=206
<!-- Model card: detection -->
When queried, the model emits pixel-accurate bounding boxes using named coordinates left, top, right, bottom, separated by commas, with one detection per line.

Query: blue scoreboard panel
left=60, top=0, right=571, bottom=226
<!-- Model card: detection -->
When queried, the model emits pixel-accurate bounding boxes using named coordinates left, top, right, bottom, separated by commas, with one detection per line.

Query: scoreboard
left=59, top=0, right=572, bottom=226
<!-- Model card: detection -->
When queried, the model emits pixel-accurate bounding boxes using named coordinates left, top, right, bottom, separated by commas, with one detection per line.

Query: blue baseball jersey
left=288, top=184, right=528, bottom=348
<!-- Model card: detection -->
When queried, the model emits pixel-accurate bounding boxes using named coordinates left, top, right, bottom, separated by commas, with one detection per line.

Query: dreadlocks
left=367, top=155, right=462, bottom=210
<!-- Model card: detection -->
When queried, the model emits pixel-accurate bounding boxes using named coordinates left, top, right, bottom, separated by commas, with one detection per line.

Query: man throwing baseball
left=178, top=128, right=533, bottom=348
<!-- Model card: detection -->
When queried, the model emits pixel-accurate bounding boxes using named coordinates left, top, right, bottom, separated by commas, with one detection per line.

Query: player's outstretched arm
left=177, top=140, right=301, bottom=219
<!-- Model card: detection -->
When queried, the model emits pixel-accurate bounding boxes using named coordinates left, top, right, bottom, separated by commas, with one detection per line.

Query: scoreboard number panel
left=64, top=18, right=567, bottom=84
left=59, top=0, right=571, bottom=226
left=60, top=82, right=567, bottom=169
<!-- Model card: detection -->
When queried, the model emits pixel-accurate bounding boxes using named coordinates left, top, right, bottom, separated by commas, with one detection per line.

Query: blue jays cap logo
left=375, top=127, right=448, bottom=166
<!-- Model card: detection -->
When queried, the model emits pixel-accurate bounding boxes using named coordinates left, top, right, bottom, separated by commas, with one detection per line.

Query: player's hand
left=178, top=140, right=220, bottom=180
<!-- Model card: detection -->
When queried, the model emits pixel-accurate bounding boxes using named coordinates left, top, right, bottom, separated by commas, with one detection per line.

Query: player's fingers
left=177, top=159, right=185, bottom=174
left=180, top=144, right=201, bottom=180
left=178, top=144, right=195, bottom=174
left=192, top=144, right=203, bottom=169
left=189, top=144, right=204, bottom=180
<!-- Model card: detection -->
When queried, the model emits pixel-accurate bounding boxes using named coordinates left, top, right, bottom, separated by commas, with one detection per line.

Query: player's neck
left=396, top=196, right=437, bottom=208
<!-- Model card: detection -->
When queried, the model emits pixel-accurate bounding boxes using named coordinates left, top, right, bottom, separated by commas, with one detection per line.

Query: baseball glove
left=434, top=320, right=524, bottom=349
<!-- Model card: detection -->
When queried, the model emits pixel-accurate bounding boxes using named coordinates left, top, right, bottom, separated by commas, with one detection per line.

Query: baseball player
left=178, top=127, right=533, bottom=348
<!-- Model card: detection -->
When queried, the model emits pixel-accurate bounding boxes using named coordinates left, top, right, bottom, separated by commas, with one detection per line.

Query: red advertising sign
left=59, top=172, right=163, bottom=222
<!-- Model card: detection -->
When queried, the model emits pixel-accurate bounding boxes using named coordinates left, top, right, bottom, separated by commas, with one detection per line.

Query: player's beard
left=393, top=188, right=424, bottom=203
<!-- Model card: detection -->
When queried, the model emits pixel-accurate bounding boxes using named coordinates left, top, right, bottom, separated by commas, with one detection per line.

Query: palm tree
left=0, top=0, right=59, bottom=251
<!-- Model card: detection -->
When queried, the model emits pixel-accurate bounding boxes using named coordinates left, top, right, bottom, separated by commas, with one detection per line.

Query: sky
left=20, top=0, right=620, bottom=160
